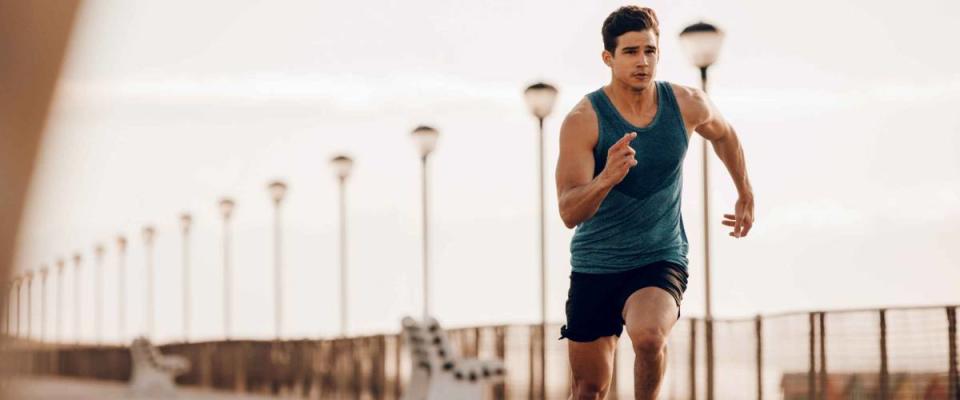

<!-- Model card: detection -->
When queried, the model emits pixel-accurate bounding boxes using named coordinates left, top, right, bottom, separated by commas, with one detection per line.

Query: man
left=555, top=6, right=754, bottom=399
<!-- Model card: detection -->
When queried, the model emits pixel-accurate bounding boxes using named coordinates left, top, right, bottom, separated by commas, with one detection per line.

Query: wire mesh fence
left=1, top=305, right=957, bottom=399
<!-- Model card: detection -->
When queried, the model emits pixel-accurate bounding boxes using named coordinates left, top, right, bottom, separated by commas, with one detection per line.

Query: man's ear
left=602, top=50, right=613, bottom=67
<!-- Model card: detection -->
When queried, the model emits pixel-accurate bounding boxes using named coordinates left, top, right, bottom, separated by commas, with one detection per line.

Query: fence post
left=818, top=312, right=827, bottom=400
left=690, top=318, right=697, bottom=400
left=528, top=325, right=536, bottom=400
left=879, top=309, right=888, bottom=400
left=808, top=312, right=815, bottom=399
left=947, top=306, right=957, bottom=400
left=755, top=315, right=762, bottom=400
left=495, top=326, right=507, bottom=400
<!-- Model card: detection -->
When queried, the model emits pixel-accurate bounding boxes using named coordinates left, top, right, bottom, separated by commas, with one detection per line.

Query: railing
left=2, top=305, right=958, bottom=399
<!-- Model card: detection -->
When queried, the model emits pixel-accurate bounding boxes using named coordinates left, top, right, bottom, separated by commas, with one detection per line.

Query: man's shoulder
left=662, top=81, right=710, bottom=124
left=562, top=96, right=599, bottom=131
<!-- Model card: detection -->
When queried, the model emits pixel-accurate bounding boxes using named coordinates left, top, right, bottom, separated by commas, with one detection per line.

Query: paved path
left=0, top=376, right=289, bottom=400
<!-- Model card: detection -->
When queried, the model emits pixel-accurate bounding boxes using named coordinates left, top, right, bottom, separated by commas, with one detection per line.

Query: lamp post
left=94, top=244, right=104, bottom=345
left=24, top=271, right=33, bottom=340
left=180, top=213, right=192, bottom=342
left=330, top=155, right=354, bottom=337
left=142, top=226, right=156, bottom=340
left=267, top=181, right=288, bottom=340
left=524, top=81, right=558, bottom=400
left=39, top=266, right=49, bottom=342
left=56, top=259, right=64, bottom=343
left=411, top=126, right=439, bottom=319
left=679, top=21, right=725, bottom=400
left=13, top=276, right=21, bottom=338
left=116, top=236, right=127, bottom=343
left=73, top=253, right=82, bottom=344
left=218, top=198, right=235, bottom=340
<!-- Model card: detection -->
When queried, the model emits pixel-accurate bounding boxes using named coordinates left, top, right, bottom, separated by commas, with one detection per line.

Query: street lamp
left=24, top=271, right=33, bottom=340
left=39, top=266, right=49, bottom=342
left=73, top=253, right=82, bottom=344
left=330, top=155, right=354, bottom=337
left=13, top=276, right=21, bottom=338
left=55, top=259, right=65, bottom=343
left=679, top=20, right=725, bottom=400
left=116, top=236, right=127, bottom=343
left=267, top=181, right=288, bottom=340
left=142, top=226, right=156, bottom=340
left=411, top=125, right=439, bottom=319
left=94, top=244, right=105, bottom=345
left=218, top=198, right=235, bottom=340
left=524, top=81, right=558, bottom=400
left=180, top=213, right=192, bottom=342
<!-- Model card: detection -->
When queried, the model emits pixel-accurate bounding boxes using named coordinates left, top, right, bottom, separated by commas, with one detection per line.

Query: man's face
left=603, top=29, right=659, bottom=90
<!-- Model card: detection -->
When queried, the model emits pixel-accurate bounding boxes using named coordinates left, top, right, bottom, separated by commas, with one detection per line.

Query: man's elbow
left=559, top=208, right=579, bottom=229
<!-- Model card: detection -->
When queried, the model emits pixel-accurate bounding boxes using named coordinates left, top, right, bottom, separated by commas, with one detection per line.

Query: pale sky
left=12, top=0, right=960, bottom=344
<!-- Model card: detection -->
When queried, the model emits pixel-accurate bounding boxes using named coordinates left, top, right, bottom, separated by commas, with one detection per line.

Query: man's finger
left=721, top=220, right=735, bottom=227
left=740, top=221, right=753, bottom=237
left=613, top=132, right=637, bottom=150
left=734, top=217, right=743, bottom=237
left=723, top=213, right=736, bottom=220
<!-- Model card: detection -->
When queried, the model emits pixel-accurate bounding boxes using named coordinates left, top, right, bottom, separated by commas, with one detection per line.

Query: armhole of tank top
left=662, top=82, right=689, bottom=144
left=585, top=92, right=606, bottom=175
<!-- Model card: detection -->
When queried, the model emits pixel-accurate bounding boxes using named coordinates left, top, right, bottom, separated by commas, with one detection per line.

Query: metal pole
left=40, top=271, right=48, bottom=342
left=117, top=239, right=126, bottom=344
left=879, top=309, right=888, bottom=400
left=807, top=312, right=815, bottom=399
left=818, top=312, right=826, bottom=400
left=339, top=177, right=348, bottom=337
left=146, top=239, right=155, bottom=340
left=95, top=247, right=104, bottom=345
left=57, top=262, right=64, bottom=343
left=25, top=275, right=32, bottom=339
left=274, top=200, right=283, bottom=340
left=690, top=318, right=697, bottom=400
left=223, top=217, right=232, bottom=339
left=948, top=306, right=958, bottom=400
left=74, top=256, right=82, bottom=344
left=755, top=315, right=762, bottom=400
left=182, top=221, right=191, bottom=342
left=15, top=280, right=21, bottom=338
left=421, top=155, right=430, bottom=319
left=700, top=65, right=716, bottom=400
left=537, top=116, right=547, bottom=400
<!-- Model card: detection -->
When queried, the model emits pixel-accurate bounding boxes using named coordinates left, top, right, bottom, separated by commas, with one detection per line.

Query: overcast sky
left=12, top=0, right=960, bottom=343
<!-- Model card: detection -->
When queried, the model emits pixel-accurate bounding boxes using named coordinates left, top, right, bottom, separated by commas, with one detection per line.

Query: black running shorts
left=559, top=260, right=688, bottom=342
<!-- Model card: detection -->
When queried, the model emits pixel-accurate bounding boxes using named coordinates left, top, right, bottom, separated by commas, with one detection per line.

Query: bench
left=400, top=316, right=505, bottom=400
left=128, top=336, right=190, bottom=397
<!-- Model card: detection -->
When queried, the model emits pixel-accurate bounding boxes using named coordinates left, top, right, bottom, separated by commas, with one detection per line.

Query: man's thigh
left=568, top=335, right=618, bottom=386
left=622, top=286, right=680, bottom=340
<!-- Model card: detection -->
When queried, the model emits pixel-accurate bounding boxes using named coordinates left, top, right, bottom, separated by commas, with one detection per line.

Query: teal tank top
left=570, top=81, right=690, bottom=274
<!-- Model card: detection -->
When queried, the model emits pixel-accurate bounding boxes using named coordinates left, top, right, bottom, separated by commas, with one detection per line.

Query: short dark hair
left=602, top=6, right=660, bottom=53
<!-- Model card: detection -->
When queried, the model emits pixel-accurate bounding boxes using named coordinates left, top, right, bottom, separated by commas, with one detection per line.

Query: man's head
left=601, top=6, right=660, bottom=90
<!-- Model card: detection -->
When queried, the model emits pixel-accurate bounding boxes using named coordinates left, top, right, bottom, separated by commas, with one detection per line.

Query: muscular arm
left=677, top=85, right=755, bottom=237
left=555, top=99, right=637, bottom=229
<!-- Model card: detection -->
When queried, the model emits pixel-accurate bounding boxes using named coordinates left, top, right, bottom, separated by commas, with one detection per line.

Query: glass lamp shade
left=678, top=22, right=725, bottom=69
left=218, top=198, right=235, bottom=219
left=141, top=226, right=155, bottom=243
left=117, top=236, right=127, bottom=250
left=180, top=213, right=193, bottom=231
left=267, top=181, right=288, bottom=203
left=411, top=126, right=439, bottom=158
left=524, top=82, right=559, bottom=120
left=330, top=155, right=354, bottom=179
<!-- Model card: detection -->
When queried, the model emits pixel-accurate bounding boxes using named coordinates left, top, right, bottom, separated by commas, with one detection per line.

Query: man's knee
left=628, top=327, right=667, bottom=356
left=571, top=379, right=608, bottom=400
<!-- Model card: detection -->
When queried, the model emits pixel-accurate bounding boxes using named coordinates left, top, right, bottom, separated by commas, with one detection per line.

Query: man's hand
left=598, top=132, right=638, bottom=186
left=722, top=194, right=754, bottom=238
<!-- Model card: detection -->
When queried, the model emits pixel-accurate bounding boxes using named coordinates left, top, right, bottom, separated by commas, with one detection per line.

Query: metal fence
left=1, top=305, right=957, bottom=399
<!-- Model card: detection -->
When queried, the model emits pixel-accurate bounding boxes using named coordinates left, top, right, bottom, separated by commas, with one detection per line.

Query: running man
left=555, top=6, right=754, bottom=399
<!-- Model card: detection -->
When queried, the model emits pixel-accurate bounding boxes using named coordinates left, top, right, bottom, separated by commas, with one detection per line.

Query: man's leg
left=621, top=287, right=679, bottom=400
left=568, top=335, right=618, bottom=400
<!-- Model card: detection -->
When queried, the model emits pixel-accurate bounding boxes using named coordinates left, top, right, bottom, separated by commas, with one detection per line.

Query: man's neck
left=606, top=80, right=657, bottom=116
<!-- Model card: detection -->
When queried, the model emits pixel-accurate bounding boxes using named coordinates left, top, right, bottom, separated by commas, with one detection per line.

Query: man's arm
left=685, top=87, right=755, bottom=238
left=555, top=99, right=638, bottom=229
